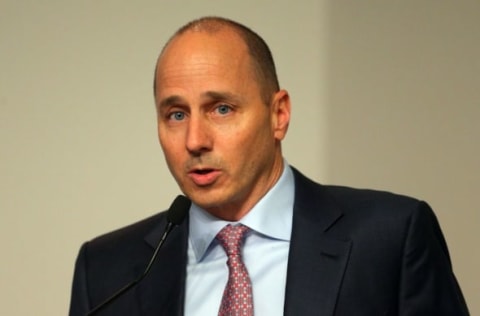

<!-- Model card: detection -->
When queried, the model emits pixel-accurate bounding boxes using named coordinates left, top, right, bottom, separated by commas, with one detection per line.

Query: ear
left=271, top=89, right=291, bottom=141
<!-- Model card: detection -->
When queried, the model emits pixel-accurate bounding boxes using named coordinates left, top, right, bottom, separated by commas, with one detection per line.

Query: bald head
left=154, top=17, right=280, bottom=105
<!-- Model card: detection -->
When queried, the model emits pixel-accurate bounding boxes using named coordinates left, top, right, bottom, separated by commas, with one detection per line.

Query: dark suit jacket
left=69, top=168, right=469, bottom=315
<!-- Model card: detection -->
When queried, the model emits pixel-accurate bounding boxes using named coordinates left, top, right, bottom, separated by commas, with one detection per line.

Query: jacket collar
left=284, top=167, right=351, bottom=316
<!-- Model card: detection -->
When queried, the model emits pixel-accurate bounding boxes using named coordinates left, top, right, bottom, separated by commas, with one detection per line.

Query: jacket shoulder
left=77, top=210, right=169, bottom=284
left=292, top=166, right=424, bottom=218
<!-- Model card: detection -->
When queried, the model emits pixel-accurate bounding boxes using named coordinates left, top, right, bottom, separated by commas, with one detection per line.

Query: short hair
left=154, top=16, right=280, bottom=105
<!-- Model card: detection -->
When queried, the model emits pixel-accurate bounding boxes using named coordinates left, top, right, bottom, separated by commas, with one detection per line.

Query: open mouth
left=194, top=169, right=214, bottom=175
left=188, top=168, right=220, bottom=186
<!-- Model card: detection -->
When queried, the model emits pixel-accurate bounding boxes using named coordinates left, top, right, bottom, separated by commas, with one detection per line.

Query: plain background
left=1, top=1, right=478, bottom=315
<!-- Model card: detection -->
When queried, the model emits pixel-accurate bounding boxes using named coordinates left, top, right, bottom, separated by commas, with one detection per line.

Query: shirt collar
left=189, top=162, right=295, bottom=262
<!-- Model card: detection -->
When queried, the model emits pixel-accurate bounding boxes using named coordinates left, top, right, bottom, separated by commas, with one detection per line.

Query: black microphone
left=86, top=195, right=191, bottom=316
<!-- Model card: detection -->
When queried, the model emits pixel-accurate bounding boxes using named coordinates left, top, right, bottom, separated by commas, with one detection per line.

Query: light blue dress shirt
left=184, top=163, right=295, bottom=315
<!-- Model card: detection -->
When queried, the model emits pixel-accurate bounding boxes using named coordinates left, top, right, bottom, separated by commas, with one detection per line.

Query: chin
left=189, top=194, right=220, bottom=209
left=186, top=190, right=228, bottom=211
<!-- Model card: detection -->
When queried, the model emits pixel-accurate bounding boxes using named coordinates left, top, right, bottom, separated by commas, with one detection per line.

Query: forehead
left=155, top=29, right=253, bottom=86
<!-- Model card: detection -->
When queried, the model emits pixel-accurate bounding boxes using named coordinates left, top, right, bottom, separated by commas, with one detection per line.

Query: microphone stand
left=86, top=195, right=190, bottom=315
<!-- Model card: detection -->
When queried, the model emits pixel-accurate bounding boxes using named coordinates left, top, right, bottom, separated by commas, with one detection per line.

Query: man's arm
left=69, top=243, right=90, bottom=316
left=398, top=201, right=469, bottom=315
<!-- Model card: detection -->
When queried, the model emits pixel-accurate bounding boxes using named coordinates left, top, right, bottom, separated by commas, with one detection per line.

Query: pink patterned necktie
left=216, top=224, right=254, bottom=316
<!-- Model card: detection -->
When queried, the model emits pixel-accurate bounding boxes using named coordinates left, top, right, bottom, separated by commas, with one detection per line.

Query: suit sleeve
left=398, top=201, right=469, bottom=315
left=69, top=243, right=91, bottom=316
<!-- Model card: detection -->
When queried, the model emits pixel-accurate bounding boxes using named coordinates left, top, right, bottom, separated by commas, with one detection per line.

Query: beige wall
left=0, top=1, right=477, bottom=314
left=325, top=2, right=479, bottom=313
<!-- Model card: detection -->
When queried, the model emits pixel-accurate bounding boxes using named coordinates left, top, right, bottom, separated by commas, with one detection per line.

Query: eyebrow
left=158, top=91, right=244, bottom=109
left=158, top=95, right=185, bottom=109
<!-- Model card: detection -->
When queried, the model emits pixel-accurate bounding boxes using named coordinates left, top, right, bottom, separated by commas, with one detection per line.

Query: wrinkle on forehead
left=157, top=56, right=245, bottom=95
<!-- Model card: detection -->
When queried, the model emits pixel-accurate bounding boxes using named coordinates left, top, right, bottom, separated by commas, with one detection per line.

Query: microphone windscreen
left=167, top=195, right=191, bottom=225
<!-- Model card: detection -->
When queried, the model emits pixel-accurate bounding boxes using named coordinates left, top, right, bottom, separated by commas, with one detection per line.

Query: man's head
left=154, top=16, right=280, bottom=105
left=154, top=17, right=291, bottom=220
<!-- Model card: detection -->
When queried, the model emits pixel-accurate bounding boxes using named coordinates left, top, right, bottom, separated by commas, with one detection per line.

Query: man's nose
left=185, top=116, right=212, bottom=155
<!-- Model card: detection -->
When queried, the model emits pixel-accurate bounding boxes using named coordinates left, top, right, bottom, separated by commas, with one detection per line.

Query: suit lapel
left=136, top=215, right=189, bottom=316
left=284, top=169, right=352, bottom=316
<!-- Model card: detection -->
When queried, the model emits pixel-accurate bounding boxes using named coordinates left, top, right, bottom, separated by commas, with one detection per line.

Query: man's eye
left=215, top=104, right=232, bottom=115
left=169, top=111, right=185, bottom=121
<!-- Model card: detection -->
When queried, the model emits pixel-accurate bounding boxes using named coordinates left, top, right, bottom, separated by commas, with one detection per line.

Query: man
left=69, top=17, right=469, bottom=315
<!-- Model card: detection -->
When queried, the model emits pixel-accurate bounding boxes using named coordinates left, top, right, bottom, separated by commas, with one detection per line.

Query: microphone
left=86, top=195, right=191, bottom=315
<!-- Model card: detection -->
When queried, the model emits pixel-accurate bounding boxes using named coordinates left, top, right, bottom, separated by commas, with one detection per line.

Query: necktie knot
left=216, top=224, right=250, bottom=257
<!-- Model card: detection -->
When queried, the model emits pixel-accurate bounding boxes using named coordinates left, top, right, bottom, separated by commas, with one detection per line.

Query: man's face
left=154, top=29, right=290, bottom=220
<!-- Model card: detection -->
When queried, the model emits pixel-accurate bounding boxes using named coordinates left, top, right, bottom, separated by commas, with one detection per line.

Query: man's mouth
left=188, top=168, right=220, bottom=186
left=194, top=168, right=214, bottom=175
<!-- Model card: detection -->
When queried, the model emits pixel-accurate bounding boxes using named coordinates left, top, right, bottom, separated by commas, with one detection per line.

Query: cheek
left=158, top=134, right=170, bottom=157
left=159, top=125, right=182, bottom=149
left=226, top=125, right=273, bottom=164
left=159, top=134, right=183, bottom=165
